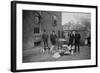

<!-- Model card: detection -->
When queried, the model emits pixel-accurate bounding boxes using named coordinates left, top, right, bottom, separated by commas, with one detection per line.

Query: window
left=34, top=27, right=40, bottom=34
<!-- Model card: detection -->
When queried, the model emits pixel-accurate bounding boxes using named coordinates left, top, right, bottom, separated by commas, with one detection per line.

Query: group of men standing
left=42, top=30, right=57, bottom=52
left=68, top=31, right=81, bottom=54
left=42, top=29, right=81, bottom=54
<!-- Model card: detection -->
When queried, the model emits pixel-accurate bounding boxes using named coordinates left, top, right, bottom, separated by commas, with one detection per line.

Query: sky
left=62, top=12, right=91, bottom=25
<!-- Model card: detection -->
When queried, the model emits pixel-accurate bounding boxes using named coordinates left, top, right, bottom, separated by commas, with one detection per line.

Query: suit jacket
left=69, top=34, right=75, bottom=42
left=42, top=33, right=48, bottom=42
left=75, top=33, right=81, bottom=43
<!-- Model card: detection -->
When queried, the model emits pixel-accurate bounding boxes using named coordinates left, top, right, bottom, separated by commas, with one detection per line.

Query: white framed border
left=14, top=2, right=97, bottom=71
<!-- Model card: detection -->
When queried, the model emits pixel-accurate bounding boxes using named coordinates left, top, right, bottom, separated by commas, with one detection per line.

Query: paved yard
left=23, top=45, right=91, bottom=63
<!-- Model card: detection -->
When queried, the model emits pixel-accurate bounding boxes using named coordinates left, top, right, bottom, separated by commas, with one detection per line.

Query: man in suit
left=75, top=31, right=81, bottom=54
left=50, top=31, right=57, bottom=52
left=87, top=35, right=91, bottom=47
left=68, top=32, right=75, bottom=49
left=42, top=30, right=49, bottom=52
left=50, top=31, right=57, bottom=45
